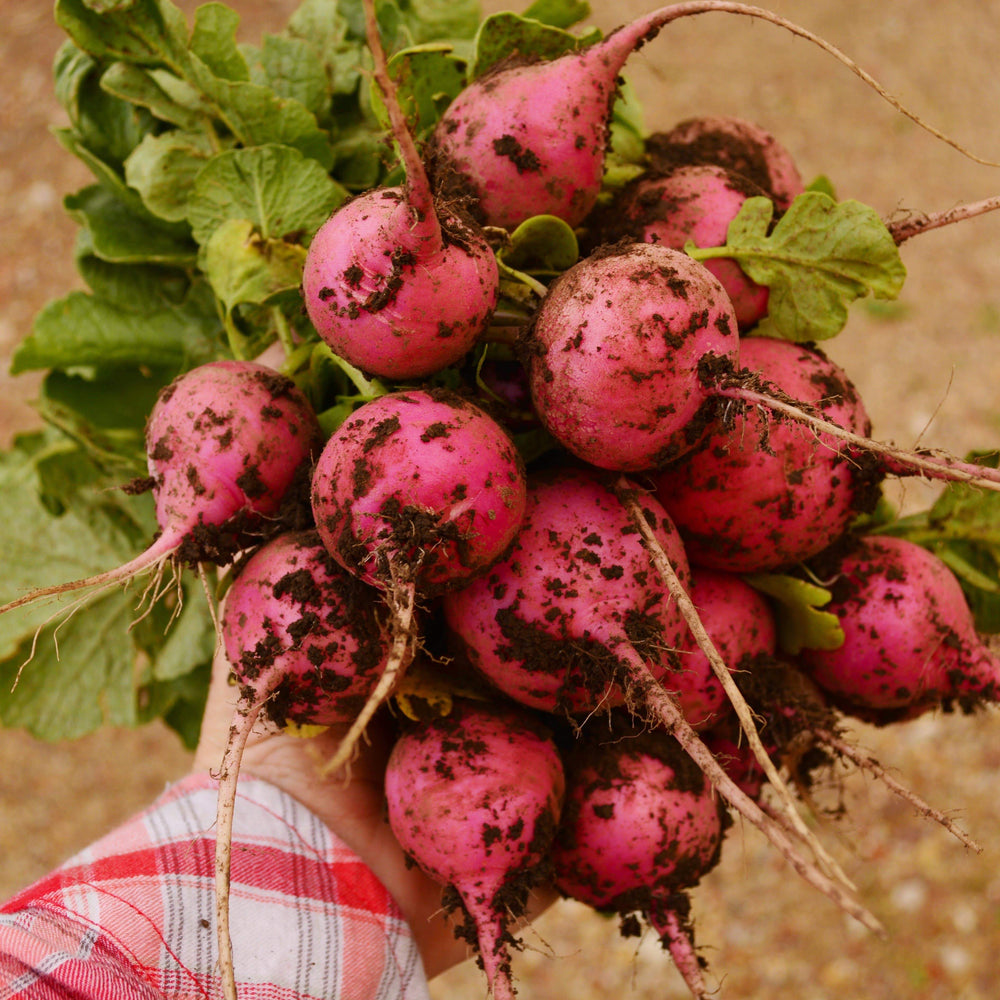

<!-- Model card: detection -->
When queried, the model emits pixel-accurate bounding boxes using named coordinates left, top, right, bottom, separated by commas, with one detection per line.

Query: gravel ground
left=3, top=2, right=1000, bottom=998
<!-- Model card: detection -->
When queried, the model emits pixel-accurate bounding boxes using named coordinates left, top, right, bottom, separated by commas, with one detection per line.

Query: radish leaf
left=55, top=0, right=190, bottom=71
left=744, top=573, right=844, bottom=656
left=99, top=61, right=207, bottom=129
left=125, top=130, right=220, bottom=222
left=690, top=191, right=906, bottom=342
left=470, top=12, right=600, bottom=80
left=202, top=218, right=308, bottom=316
left=65, top=185, right=197, bottom=266
left=14, top=285, right=221, bottom=374
left=186, top=145, right=347, bottom=246
left=0, top=434, right=208, bottom=739
left=242, top=34, right=329, bottom=119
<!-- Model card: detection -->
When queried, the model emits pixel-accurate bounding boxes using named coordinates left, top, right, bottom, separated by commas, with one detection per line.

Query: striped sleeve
left=0, top=773, right=431, bottom=1000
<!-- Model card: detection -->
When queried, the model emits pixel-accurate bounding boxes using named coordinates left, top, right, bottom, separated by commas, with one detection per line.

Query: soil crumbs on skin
left=4, top=3, right=1000, bottom=1000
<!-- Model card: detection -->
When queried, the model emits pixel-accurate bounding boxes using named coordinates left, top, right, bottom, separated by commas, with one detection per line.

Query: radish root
left=889, top=194, right=1000, bottom=244
left=319, top=568, right=419, bottom=778
left=637, top=3, right=1000, bottom=169
left=215, top=686, right=279, bottom=1000
left=715, top=382, right=1000, bottom=492
left=613, top=477, right=855, bottom=893
left=816, top=728, right=982, bottom=853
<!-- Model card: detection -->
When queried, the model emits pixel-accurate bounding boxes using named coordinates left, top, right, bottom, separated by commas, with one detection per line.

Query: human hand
left=193, top=642, right=557, bottom=979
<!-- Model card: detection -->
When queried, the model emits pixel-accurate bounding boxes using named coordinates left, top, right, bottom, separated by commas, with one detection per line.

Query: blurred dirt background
left=3, top=1, right=1000, bottom=998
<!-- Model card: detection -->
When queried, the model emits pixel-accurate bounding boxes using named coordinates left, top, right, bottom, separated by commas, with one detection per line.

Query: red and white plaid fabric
left=0, top=773, right=430, bottom=1000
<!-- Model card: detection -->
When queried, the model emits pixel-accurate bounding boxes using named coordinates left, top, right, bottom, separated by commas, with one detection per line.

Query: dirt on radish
left=4, top=2, right=1000, bottom=1000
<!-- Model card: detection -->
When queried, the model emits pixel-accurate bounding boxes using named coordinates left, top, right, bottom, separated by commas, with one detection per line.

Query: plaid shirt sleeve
left=0, top=772, right=431, bottom=1000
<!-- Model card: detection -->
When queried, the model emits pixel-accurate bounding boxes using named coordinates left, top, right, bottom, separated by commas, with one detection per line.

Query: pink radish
left=214, top=529, right=393, bottom=1000
left=675, top=566, right=778, bottom=729
left=384, top=699, right=565, bottom=1000
left=653, top=336, right=881, bottom=572
left=0, top=359, right=322, bottom=616
left=552, top=719, right=726, bottom=1000
left=301, top=0, right=498, bottom=379
left=220, top=530, right=391, bottom=728
left=310, top=389, right=527, bottom=596
left=310, top=388, right=527, bottom=775
left=524, top=241, right=738, bottom=472
left=524, top=241, right=1000, bottom=495
left=647, top=115, right=805, bottom=210
left=797, top=535, right=1000, bottom=718
left=441, top=465, right=692, bottom=716
left=612, top=164, right=772, bottom=329
left=430, top=3, right=975, bottom=231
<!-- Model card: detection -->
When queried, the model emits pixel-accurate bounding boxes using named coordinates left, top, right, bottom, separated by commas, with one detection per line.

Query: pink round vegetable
left=430, top=26, right=639, bottom=229
left=430, top=4, right=839, bottom=231
left=441, top=466, right=691, bottom=715
left=615, top=164, right=771, bottom=329
left=221, top=529, right=391, bottom=728
left=648, top=115, right=805, bottom=209
left=524, top=242, right=738, bottom=471
left=145, top=360, right=321, bottom=562
left=654, top=336, right=881, bottom=572
left=214, top=529, right=393, bottom=1000
left=797, top=535, right=1000, bottom=717
left=310, top=389, right=527, bottom=595
left=301, top=2, right=498, bottom=379
left=675, top=567, right=778, bottom=729
left=0, top=359, right=322, bottom=615
left=385, top=699, right=565, bottom=1000
left=302, top=192, right=498, bottom=379
left=552, top=721, right=726, bottom=999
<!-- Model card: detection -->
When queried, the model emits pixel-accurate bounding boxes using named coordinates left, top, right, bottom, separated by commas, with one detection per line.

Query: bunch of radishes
left=9, top=2, right=1000, bottom=998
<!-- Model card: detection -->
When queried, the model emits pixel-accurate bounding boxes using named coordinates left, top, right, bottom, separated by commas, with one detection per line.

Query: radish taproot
left=0, top=360, right=321, bottom=616
left=523, top=242, right=738, bottom=472
left=311, top=389, right=527, bottom=596
left=214, top=529, right=393, bottom=1000
left=301, top=0, right=498, bottom=380
left=797, top=535, right=1000, bottom=719
left=553, top=719, right=727, bottom=1000
left=310, top=388, right=527, bottom=774
left=441, top=465, right=693, bottom=717
left=384, top=699, right=565, bottom=1000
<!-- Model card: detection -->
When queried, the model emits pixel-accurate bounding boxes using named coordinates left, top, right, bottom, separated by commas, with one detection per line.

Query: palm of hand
left=193, top=646, right=473, bottom=978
